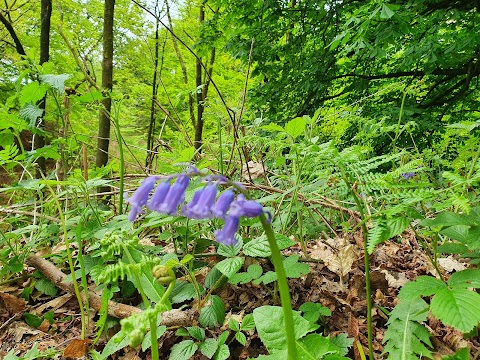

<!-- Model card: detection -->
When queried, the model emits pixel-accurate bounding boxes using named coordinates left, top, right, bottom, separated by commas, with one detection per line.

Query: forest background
left=1, top=0, right=480, bottom=359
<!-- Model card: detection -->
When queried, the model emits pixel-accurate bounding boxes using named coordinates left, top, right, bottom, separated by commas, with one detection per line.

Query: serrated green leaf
left=215, top=256, right=244, bottom=278
left=442, top=348, right=470, bottom=360
left=229, top=318, right=239, bottom=331
left=383, top=298, right=432, bottom=360
left=217, top=238, right=242, bottom=257
left=20, top=82, right=49, bottom=106
left=213, top=343, right=229, bottom=360
left=247, top=264, right=263, bottom=278
left=199, top=295, right=225, bottom=328
left=39, top=74, right=71, bottom=94
left=285, top=117, right=306, bottom=139
left=399, top=276, right=447, bottom=300
left=421, top=212, right=474, bottom=228
left=260, top=123, right=285, bottom=132
left=204, top=267, right=226, bottom=290
left=380, top=4, right=395, bottom=19
left=187, top=326, right=205, bottom=341
left=35, top=279, right=58, bottom=296
left=171, top=280, right=197, bottom=304
left=229, top=272, right=253, bottom=285
left=243, top=234, right=295, bottom=257
left=23, top=313, right=43, bottom=328
left=169, top=339, right=198, bottom=360
left=199, top=338, right=218, bottom=358
left=141, top=325, right=167, bottom=351
left=253, top=306, right=319, bottom=352
left=235, top=331, right=247, bottom=346
left=102, top=330, right=129, bottom=357
left=430, top=288, right=480, bottom=332
left=19, top=104, right=44, bottom=126
left=241, top=314, right=255, bottom=331
left=299, top=302, right=332, bottom=323
left=448, top=269, right=480, bottom=289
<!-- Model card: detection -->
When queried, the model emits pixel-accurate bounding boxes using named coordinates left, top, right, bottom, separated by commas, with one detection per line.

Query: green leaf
left=383, top=298, right=432, bottom=360
left=229, top=272, right=253, bottom=285
left=235, top=331, right=247, bottom=346
left=34, top=279, right=58, bottom=296
left=20, top=82, right=49, bottom=106
left=430, top=288, right=480, bottom=332
left=260, top=123, right=285, bottom=133
left=77, top=90, right=105, bottom=103
left=241, top=314, right=255, bottom=331
left=199, top=295, right=225, bottom=328
left=199, top=338, right=218, bottom=358
left=380, top=4, right=395, bottom=19
left=253, top=306, right=319, bottom=352
left=243, top=234, right=295, bottom=257
left=169, top=340, right=198, bottom=360
left=229, top=318, right=240, bottom=331
left=215, top=256, right=244, bottom=278
left=421, top=212, right=474, bottom=228
left=283, top=255, right=310, bottom=278
left=23, top=313, right=43, bottom=328
left=399, top=276, right=447, bottom=300
left=19, top=104, right=44, bottom=126
left=285, top=117, right=306, bottom=139
left=299, top=302, right=332, bottom=323
left=448, top=269, right=480, bottom=289
left=442, top=348, right=470, bottom=360
left=247, top=264, right=263, bottom=279
left=217, top=238, right=242, bottom=257
left=171, top=281, right=198, bottom=303
left=102, top=330, right=130, bottom=357
left=213, top=343, right=229, bottom=360
left=187, top=326, right=205, bottom=341
left=39, top=74, right=71, bottom=94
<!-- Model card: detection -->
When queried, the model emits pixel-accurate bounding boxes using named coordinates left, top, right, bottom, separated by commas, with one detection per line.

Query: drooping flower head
left=400, top=172, right=415, bottom=180
left=214, top=215, right=240, bottom=246
left=182, top=183, right=217, bottom=219
left=157, top=174, right=190, bottom=215
left=124, top=176, right=158, bottom=221
left=211, top=189, right=235, bottom=219
left=147, top=181, right=171, bottom=212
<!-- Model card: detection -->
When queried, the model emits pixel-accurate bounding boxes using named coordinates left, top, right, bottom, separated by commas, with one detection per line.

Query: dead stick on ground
left=26, top=254, right=197, bottom=327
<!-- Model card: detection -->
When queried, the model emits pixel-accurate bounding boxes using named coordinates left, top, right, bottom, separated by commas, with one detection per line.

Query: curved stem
left=260, top=215, right=297, bottom=360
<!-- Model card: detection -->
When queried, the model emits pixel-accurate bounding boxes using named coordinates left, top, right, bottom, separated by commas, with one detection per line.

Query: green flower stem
left=42, top=177, right=86, bottom=338
left=112, top=103, right=125, bottom=214
left=260, top=215, right=297, bottom=360
left=350, top=190, right=374, bottom=360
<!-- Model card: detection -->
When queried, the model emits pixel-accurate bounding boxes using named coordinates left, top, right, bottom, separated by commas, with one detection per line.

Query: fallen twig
left=26, top=254, right=197, bottom=327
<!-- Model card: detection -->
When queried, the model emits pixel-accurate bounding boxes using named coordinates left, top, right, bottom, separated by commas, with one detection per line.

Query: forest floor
left=0, top=228, right=478, bottom=359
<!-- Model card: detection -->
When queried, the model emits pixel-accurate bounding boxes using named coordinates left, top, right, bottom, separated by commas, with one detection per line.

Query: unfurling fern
left=383, top=298, right=433, bottom=360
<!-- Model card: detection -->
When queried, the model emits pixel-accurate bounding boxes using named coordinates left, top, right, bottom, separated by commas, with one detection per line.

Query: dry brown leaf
left=32, top=293, right=72, bottom=315
left=310, top=237, right=358, bottom=280
left=380, top=269, right=409, bottom=288
left=438, top=256, right=467, bottom=273
left=242, top=161, right=265, bottom=179
left=63, top=339, right=91, bottom=359
left=0, top=292, right=27, bottom=315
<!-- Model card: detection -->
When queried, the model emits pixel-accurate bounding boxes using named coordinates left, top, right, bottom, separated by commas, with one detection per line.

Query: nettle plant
left=97, top=167, right=351, bottom=360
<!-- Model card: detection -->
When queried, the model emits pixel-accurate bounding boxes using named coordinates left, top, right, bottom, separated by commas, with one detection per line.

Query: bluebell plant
left=124, top=169, right=268, bottom=246
left=124, top=169, right=297, bottom=359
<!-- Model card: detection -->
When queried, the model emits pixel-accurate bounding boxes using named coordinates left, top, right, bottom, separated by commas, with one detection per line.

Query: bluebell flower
left=229, top=194, right=264, bottom=218
left=211, top=189, right=235, bottom=218
left=125, top=176, right=158, bottom=221
left=214, top=216, right=240, bottom=246
left=182, top=183, right=217, bottom=219
left=147, top=181, right=171, bottom=212
left=157, top=175, right=190, bottom=215
left=400, top=172, right=415, bottom=180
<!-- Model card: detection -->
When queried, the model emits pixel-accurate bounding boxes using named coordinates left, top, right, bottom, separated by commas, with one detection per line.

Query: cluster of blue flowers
left=125, top=172, right=268, bottom=246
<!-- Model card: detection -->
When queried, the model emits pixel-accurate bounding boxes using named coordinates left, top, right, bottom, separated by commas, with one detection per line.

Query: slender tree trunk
left=96, top=0, right=115, bottom=169
left=35, top=0, right=52, bottom=177
left=194, top=4, right=206, bottom=151
left=146, top=0, right=160, bottom=169
left=165, top=0, right=195, bottom=128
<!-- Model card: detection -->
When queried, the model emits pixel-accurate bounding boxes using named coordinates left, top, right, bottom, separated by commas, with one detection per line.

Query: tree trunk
left=146, top=0, right=161, bottom=169
left=35, top=0, right=52, bottom=177
left=96, top=0, right=115, bottom=169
